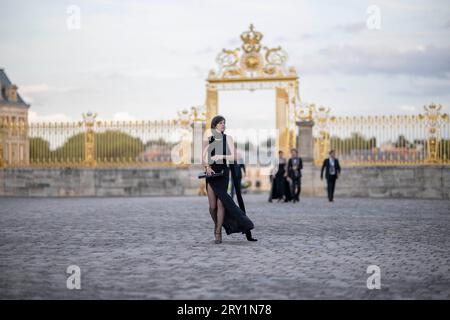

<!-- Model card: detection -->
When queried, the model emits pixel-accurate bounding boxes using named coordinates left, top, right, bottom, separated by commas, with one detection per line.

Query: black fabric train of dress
left=205, top=132, right=255, bottom=236
left=270, top=160, right=292, bottom=201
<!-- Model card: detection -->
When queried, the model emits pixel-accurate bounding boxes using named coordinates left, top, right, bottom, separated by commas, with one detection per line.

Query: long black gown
left=270, top=159, right=292, bottom=201
left=205, top=133, right=254, bottom=235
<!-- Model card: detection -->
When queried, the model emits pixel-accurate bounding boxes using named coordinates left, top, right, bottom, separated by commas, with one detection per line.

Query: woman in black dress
left=269, top=150, right=292, bottom=202
left=202, top=115, right=257, bottom=244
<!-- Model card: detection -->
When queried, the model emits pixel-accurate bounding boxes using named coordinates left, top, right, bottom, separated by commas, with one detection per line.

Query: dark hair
left=278, top=150, right=284, bottom=155
left=211, top=115, right=226, bottom=129
left=329, top=150, right=335, bottom=155
left=291, top=148, right=298, bottom=153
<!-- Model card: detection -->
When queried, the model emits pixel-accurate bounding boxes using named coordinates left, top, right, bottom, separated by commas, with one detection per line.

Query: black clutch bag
left=198, top=170, right=224, bottom=179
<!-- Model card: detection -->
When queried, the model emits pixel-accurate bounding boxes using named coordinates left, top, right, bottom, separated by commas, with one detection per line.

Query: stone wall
left=0, top=165, right=449, bottom=198
left=300, top=162, right=450, bottom=199
left=0, top=167, right=200, bottom=197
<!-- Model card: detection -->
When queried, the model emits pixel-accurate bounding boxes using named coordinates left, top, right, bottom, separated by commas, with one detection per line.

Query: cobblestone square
left=0, top=195, right=449, bottom=299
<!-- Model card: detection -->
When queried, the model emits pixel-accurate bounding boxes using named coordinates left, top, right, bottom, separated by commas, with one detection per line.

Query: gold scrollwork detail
left=208, top=24, right=296, bottom=80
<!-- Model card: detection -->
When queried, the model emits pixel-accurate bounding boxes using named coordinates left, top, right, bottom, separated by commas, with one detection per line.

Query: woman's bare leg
left=206, top=182, right=218, bottom=228
left=216, top=198, right=225, bottom=240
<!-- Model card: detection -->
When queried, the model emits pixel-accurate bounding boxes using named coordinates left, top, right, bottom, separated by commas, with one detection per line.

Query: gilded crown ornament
left=208, top=24, right=294, bottom=80
left=240, top=24, right=263, bottom=53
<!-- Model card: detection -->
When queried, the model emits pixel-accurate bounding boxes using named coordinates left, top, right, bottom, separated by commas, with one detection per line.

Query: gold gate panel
left=204, top=24, right=299, bottom=154
left=301, top=103, right=450, bottom=167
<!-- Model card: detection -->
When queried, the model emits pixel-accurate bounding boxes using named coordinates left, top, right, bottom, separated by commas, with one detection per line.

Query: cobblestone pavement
left=0, top=195, right=449, bottom=299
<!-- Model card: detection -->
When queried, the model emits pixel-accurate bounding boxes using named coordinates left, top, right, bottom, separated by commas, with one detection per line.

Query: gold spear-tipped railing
left=0, top=104, right=448, bottom=168
left=0, top=110, right=195, bottom=168
left=309, top=103, right=449, bottom=167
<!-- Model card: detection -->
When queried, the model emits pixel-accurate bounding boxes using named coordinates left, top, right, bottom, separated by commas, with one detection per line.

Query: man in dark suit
left=287, top=148, right=303, bottom=202
left=320, top=150, right=341, bottom=202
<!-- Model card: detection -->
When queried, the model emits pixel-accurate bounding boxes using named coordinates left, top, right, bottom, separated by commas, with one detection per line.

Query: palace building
left=0, top=68, right=30, bottom=164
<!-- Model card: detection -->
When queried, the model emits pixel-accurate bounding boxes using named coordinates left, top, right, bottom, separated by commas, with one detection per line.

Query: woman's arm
left=202, top=138, right=214, bottom=174
left=224, top=135, right=237, bottom=162
left=283, top=158, right=288, bottom=177
left=270, top=157, right=278, bottom=176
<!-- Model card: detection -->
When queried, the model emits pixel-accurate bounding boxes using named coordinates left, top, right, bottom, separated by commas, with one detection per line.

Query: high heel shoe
left=214, top=231, right=222, bottom=244
left=245, top=230, right=257, bottom=242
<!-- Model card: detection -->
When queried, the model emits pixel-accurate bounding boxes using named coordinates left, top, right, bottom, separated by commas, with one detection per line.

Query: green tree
left=95, top=131, right=144, bottom=161
left=330, top=132, right=377, bottom=154
left=438, top=139, right=450, bottom=161
left=29, top=131, right=145, bottom=163
left=52, top=132, right=84, bottom=162
left=29, top=137, right=51, bottom=162
left=394, top=135, right=413, bottom=149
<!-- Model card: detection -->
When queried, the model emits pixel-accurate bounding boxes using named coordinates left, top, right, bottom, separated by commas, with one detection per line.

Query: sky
left=1, top=0, right=449, bottom=129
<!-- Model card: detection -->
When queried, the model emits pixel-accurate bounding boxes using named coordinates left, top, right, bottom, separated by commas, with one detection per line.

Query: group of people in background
left=227, top=148, right=342, bottom=203
left=269, top=149, right=341, bottom=203
left=269, top=148, right=303, bottom=203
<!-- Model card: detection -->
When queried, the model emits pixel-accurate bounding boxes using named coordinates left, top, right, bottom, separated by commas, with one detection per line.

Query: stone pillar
left=190, top=121, right=207, bottom=196
left=296, top=120, right=314, bottom=162
left=296, top=120, right=325, bottom=197
left=191, top=121, right=205, bottom=165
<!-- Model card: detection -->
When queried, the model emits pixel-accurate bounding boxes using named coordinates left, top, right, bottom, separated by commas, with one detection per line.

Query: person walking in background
left=287, top=148, right=303, bottom=203
left=320, top=150, right=341, bottom=202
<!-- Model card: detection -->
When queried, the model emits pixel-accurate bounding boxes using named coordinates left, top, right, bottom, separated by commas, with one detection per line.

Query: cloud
left=388, top=78, right=450, bottom=96
left=28, top=110, right=139, bottom=123
left=20, top=83, right=76, bottom=95
left=2, top=0, right=449, bottom=119
left=335, top=86, right=348, bottom=92
left=193, top=65, right=209, bottom=79
left=20, top=84, right=51, bottom=94
left=334, top=22, right=366, bottom=34
left=112, top=112, right=137, bottom=121
left=299, top=44, right=450, bottom=77
left=398, top=105, right=417, bottom=113
left=28, top=111, right=73, bottom=122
